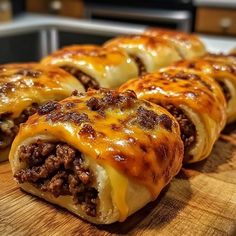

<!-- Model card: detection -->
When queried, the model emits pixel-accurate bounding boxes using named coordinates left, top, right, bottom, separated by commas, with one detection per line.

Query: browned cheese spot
left=136, top=106, right=160, bottom=130
left=46, top=111, right=90, bottom=125
left=79, top=124, right=96, bottom=139
left=86, top=90, right=137, bottom=116
left=38, top=101, right=61, bottom=115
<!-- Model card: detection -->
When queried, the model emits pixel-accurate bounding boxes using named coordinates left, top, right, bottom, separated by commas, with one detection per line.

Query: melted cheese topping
left=41, top=45, right=139, bottom=88
left=104, top=35, right=181, bottom=72
left=119, top=68, right=227, bottom=162
left=173, top=59, right=236, bottom=122
left=105, top=165, right=129, bottom=221
left=203, top=53, right=236, bottom=64
left=0, top=63, right=84, bottom=117
left=10, top=89, right=184, bottom=220
left=144, top=28, right=206, bottom=59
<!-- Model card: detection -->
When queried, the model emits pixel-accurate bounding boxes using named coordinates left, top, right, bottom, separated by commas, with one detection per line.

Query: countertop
left=194, top=0, right=236, bottom=8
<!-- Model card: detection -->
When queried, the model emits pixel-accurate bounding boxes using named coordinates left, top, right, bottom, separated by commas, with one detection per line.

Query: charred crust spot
left=71, top=90, right=79, bottom=96
left=140, top=144, right=148, bottom=153
left=158, top=114, right=173, bottom=131
left=38, top=101, right=61, bottom=115
left=46, top=111, right=90, bottom=125
left=79, top=124, right=96, bottom=139
left=16, top=69, right=42, bottom=78
left=136, top=106, right=159, bottom=130
left=86, top=97, right=102, bottom=111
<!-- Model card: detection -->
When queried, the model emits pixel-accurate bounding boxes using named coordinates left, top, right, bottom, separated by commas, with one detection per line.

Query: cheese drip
left=105, top=165, right=129, bottom=222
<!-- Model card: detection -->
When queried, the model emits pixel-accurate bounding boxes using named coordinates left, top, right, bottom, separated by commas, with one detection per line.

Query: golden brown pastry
left=41, top=45, right=138, bottom=90
left=9, top=89, right=183, bottom=224
left=0, top=63, right=84, bottom=162
left=202, top=53, right=236, bottom=64
left=173, top=58, right=236, bottom=123
left=144, top=28, right=206, bottom=59
left=119, top=68, right=227, bottom=163
left=104, top=35, right=181, bottom=74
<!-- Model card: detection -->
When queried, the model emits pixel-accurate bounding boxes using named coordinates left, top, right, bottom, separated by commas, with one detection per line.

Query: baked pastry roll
left=202, top=53, right=236, bottom=64
left=104, top=35, right=181, bottom=74
left=10, top=89, right=183, bottom=224
left=41, top=45, right=138, bottom=90
left=0, top=63, right=84, bottom=162
left=143, top=28, right=206, bottom=59
left=173, top=58, right=236, bottom=123
left=119, top=68, right=227, bottom=163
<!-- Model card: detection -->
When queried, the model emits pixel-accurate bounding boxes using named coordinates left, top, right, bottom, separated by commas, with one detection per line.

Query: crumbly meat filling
left=62, top=66, right=99, bottom=91
left=0, top=104, right=38, bottom=150
left=14, top=140, right=98, bottom=217
left=130, top=55, right=146, bottom=76
left=217, top=80, right=231, bottom=102
left=164, top=104, right=196, bottom=152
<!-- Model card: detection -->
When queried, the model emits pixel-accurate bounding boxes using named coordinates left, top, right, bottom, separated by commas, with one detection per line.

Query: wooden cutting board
left=1, top=126, right=236, bottom=236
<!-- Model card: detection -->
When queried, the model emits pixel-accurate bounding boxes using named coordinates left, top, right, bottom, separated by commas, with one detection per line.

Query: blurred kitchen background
left=0, top=0, right=235, bottom=63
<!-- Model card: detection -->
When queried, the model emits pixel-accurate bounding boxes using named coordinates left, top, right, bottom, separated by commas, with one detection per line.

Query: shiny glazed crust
left=41, top=45, right=139, bottom=89
left=0, top=63, right=84, bottom=161
left=144, top=28, right=206, bottom=59
left=119, top=68, right=227, bottom=163
left=202, top=53, right=236, bottom=64
left=104, top=35, right=181, bottom=72
left=9, top=89, right=183, bottom=224
left=173, top=59, right=236, bottom=123
left=0, top=63, right=84, bottom=117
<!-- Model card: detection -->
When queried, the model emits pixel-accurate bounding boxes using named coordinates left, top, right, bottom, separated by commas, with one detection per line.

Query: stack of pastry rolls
left=5, top=28, right=236, bottom=224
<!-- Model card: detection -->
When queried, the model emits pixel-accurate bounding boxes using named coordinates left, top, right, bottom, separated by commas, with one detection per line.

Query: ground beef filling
left=14, top=141, right=98, bottom=217
left=62, top=66, right=99, bottom=91
left=217, top=80, right=231, bottom=102
left=0, top=104, right=38, bottom=150
left=130, top=55, right=146, bottom=75
left=164, top=104, right=196, bottom=152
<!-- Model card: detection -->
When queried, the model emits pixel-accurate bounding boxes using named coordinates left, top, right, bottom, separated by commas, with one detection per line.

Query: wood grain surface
left=1, top=125, right=236, bottom=236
